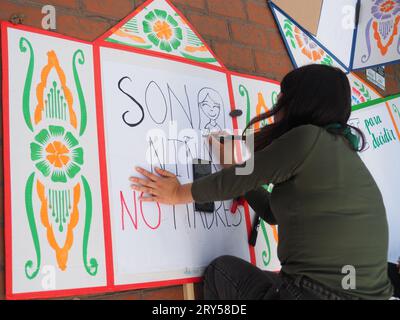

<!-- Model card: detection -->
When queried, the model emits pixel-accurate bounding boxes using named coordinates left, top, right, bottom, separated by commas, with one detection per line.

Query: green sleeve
left=245, top=187, right=277, bottom=225
left=191, top=125, right=321, bottom=204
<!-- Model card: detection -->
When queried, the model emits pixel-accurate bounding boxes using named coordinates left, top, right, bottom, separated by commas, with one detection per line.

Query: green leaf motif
left=239, top=84, right=251, bottom=125
left=321, top=55, right=333, bottom=66
left=35, top=129, right=50, bottom=145
left=66, top=162, right=81, bottom=179
left=51, top=170, right=67, bottom=183
left=261, top=221, right=272, bottom=267
left=147, top=32, right=161, bottom=46
left=64, top=131, right=79, bottom=149
left=30, top=143, right=42, bottom=161
left=19, top=37, right=35, bottom=132
left=167, top=14, right=178, bottom=27
left=355, top=81, right=372, bottom=101
left=144, top=11, right=157, bottom=23
left=24, top=173, right=41, bottom=279
left=49, top=125, right=65, bottom=137
left=71, top=148, right=84, bottom=165
left=72, top=49, right=88, bottom=136
left=283, top=19, right=296, bottom=49
left=82, top=176, right=98, bottom=276
left=36, top=161, right=51, bottom=177
left=155, top=9, right=167, bottom=20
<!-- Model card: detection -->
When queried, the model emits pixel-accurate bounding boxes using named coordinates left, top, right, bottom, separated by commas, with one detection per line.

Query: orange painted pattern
left=37, top=180, right=80, bottom=271
left=116, top=29, right=146, bottom=43
left=46, top=141, right=70, bottom=168
left=35, top=50, right=77, bottom=128
left=255, top=92, right=274, bottom=130
left=153, top=20, right=173, bottom=40
left=294, top=27, right=325, bottom=62
left=372, top=16, right=400, bottom=56
left=184, top=45, right=207, bottom=53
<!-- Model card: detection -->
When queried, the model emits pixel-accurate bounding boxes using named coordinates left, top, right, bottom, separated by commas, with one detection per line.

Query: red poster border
left=92, top=44, right=115, bottom=290
left=95, top=0, right=226, bottom=69
left=2, top=20, right=12, bottom=301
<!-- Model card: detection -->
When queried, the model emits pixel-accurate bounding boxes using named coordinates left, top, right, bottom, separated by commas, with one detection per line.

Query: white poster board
left=350, top=96, right=400, bottom=264
left=4, top=26, right=107, bottom=297
left=99, top=46, right=251, bottom=286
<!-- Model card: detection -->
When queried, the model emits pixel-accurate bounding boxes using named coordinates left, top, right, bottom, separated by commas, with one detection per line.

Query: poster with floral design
left=101, top=0, right=222, bottom=66
left=271, top=5, right=383, bottom=106
left=3, top=24, right=107, bottom=298
left=270, top=5, right=341, bottom=70
left=270, top=0, right=400, bottom=71
left=353, top=0, right=400, bottom=69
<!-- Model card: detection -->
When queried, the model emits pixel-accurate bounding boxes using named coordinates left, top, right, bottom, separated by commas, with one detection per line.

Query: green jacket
left=192, top=125, right=393, bottom=299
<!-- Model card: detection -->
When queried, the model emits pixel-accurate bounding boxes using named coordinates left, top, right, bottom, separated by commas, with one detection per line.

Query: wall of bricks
left=0, top=0, right=399, bottom=300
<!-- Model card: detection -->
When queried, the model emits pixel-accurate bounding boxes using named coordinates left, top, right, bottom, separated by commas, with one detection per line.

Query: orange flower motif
left=294, top=26, right=325, bottom=62
left=30, top=125, right=84, bottom=183
left=46, top=141, right=70, bottom=168
left=143, top=9, right=183, bottom=53
left=153, top=20, right=173, bottom=40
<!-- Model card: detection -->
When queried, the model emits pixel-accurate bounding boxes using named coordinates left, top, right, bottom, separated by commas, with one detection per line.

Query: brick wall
left=0, top=0, right=399, bottom=300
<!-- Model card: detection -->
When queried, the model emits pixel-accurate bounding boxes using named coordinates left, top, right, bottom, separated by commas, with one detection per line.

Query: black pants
left=203, top=255, right=358, bottom=300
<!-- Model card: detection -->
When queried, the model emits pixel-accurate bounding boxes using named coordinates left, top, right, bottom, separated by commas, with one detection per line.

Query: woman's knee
left=203, top=255, right=240, bottom=300
left=205, top=255, right=237, bottom=275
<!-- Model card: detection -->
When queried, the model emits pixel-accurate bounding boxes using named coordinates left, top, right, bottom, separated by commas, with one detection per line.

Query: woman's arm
left=191, top=125, right=320, bottom=203
left=131, top=125, right=321, bottom=205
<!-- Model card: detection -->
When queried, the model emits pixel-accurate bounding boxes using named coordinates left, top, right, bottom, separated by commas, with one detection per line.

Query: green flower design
left=30, top=125, right=84, bottom=183
left=143, top=9, right=183, bottom=52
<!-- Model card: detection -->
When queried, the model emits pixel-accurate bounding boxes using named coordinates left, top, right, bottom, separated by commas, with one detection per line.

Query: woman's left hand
left=130, top=167, right=193, bottom=205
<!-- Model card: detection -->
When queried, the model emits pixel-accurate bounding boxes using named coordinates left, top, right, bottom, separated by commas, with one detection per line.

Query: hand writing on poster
left=130, top=167, right=193, bottom=205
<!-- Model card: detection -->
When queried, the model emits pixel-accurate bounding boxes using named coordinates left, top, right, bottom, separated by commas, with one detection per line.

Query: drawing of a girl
left=198, top=88, right=226, bottom=135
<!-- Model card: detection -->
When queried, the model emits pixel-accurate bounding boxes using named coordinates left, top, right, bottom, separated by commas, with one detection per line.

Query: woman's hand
left=130, top=167, right=193, bottom=205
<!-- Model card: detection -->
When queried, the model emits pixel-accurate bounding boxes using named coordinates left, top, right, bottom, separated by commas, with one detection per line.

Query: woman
left=130, top=65, right=394, bottom=300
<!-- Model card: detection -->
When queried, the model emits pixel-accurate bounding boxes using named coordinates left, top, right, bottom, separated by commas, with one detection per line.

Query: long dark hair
left=245, top=64, right=366, bottom=152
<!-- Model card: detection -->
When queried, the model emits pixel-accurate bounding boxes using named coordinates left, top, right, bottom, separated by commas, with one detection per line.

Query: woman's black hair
left=244, top=64, right=366, bottom=152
